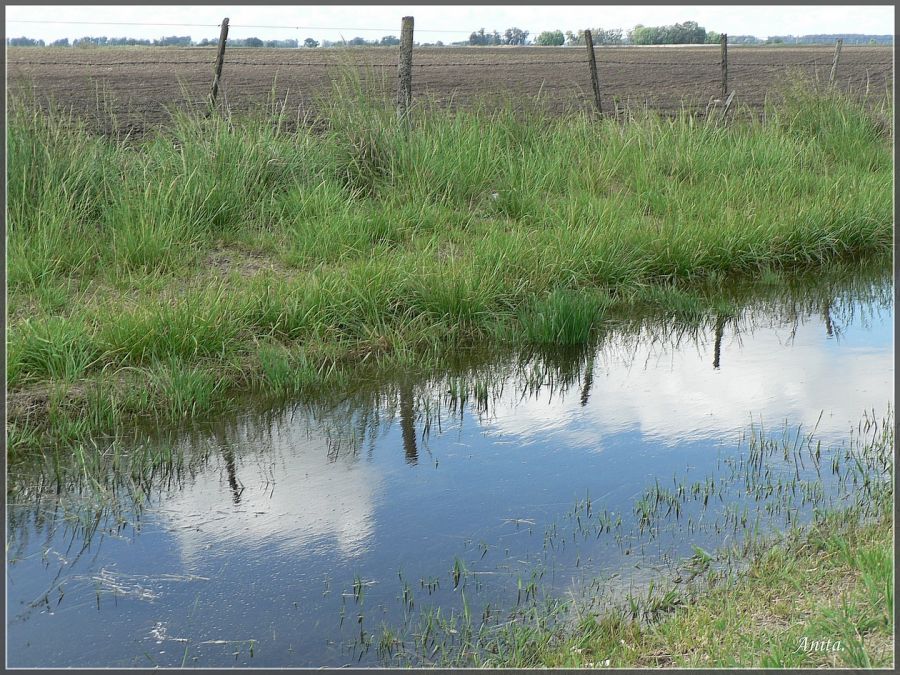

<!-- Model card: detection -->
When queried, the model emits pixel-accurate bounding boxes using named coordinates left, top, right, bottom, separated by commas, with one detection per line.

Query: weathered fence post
left=208, top=17, right=229, bottom=113
left=720, top=33, right=728, bottom=98
left=829, top=38, right=843, bottom=84
left=584, top=29, right=602, bottom=116
left=397, top=16, right=414, bottom=120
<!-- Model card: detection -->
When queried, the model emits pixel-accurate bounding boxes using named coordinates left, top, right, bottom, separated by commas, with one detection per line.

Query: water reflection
left=6, top=264, right=893, bottom=668
left=399, top=382, right=418, bottom=465
left=713, top=313, right=725, bottom=369
left=8, top=267, right=892, bottom=557
left=159, top=416, right=383, bottom=565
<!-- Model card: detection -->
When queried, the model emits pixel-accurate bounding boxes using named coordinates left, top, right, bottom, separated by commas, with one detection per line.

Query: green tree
left=629, top=21, right=707, bottom=44
left=503, top=27, right=529, bottom=45
left=469, top=28, right=502, bottom=46
left=156, top=35, right=191, bottom=46
left=567, top=28, right=623, bottom=46
left=565, top=30, right=581, bottom=45
left=536, top=30, right=565, bottom=46
left=595, top=28, right=623, bottom=44
left=303, top=37, right=319, bottom=48
left=628, top=25, right=653, bottom=44
left=7, top=36, right=45, bottom=46
left=469, top=28, right=487, bottom=45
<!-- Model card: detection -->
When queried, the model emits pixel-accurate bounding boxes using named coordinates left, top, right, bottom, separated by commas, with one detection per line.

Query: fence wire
left=8, top=40, right=893, bottom=132
left=9, top=57, right=894, bottom=68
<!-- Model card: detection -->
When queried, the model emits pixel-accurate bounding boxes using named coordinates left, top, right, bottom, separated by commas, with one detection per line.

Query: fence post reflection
left=713, top=314, right=725, bottom=370
left=823, top=300, right=834, bottom=337
left=222, top=446, right=242, bottom=504
left=399, top=384, right=418, bottom=465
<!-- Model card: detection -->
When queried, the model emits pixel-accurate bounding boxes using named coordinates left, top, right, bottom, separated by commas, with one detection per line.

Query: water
left=7, top=268, right=893, bottom=667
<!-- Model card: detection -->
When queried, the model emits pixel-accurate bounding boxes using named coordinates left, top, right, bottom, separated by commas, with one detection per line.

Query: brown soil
left=7, top=45, right=893, bottom=135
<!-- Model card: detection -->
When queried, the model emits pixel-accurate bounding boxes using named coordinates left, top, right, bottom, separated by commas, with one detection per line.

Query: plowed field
left=7, top=45, right=893, bottom=133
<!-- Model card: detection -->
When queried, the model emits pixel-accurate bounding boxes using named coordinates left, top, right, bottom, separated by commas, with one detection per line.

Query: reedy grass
left=371, top=414, right=894, bottom=668
left=6, top=77, right=892, bottom=453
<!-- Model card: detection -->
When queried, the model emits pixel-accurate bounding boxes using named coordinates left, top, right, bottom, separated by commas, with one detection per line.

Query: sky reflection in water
left=6, top=270, right=893, bottom=667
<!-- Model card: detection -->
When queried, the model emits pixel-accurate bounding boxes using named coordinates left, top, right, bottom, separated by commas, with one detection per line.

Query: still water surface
left=7, top=269, right=893, bottom=667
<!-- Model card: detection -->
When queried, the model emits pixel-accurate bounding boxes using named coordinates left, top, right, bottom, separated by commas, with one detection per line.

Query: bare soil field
left=7, top=45, right=893, bottom=133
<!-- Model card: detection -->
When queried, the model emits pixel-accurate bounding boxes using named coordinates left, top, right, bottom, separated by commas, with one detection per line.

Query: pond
left=6, top=266, right=893, bottom=667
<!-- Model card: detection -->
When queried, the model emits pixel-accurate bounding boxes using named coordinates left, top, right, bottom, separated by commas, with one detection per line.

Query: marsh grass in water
left=362, top=411, right=893, bottom=668
left=6, top=288, right=893, bottom=667
left=6, top=76, right=893, bottom=454
left=6, top=260, right=891, bottom=456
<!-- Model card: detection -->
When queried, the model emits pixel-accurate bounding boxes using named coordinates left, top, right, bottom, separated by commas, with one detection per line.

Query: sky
left=5, top=5, right=896, bottom=43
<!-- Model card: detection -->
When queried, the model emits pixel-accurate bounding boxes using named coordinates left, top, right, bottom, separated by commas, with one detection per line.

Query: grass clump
left=6, top=78, right=893, bottom=453
left=519, top=289, right=612, bottom=345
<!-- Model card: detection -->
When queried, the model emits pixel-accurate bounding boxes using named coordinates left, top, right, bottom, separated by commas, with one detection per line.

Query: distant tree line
left=7, top=27, right=893, bottom=49
left=765, top=34, right=893, bottom=45
left=320, top=35, right=402, bottom=47
left=559, top=29, right=625, bottom=46
left=628, top=21, right=714, bottom=44
left=467, top=27, right=530, bottom=45
left=7, top=36, right=46, bottom=46
left=8, top=35, right=411, bottom=48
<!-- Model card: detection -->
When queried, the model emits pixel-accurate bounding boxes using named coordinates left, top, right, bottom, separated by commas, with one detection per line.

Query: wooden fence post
left=584, top=30, right=603, bottom=116
left=720, top=33, right=728, bottom=99
left=208, top=17, right=229, bottom=113
left=397, top=16, right=414, bottom=120
left=829, top=38, right=843, bottom=84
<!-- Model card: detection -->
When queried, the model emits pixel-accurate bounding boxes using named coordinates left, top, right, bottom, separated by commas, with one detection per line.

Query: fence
left=7, top=16, right=894, bottom=134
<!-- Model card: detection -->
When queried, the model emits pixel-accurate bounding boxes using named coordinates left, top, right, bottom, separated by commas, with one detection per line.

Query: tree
left=303, top=37, right=319, bottom=48
left=535, top=30, right=564, bottom=46
left=674, top=21, right=706, bottom=44
left=595, top=28, right=623, bottom=44
left=7, top=36, right=45, bottom=46
left=469, top=28, right=502, bottom=46
left=50, top=37, right=70, bottom=47
left=243, top=36, right=264, bottom=48
left=629, top=21, right=706, bottom=45
left=566, top=28, right=622, bottom=46
left=503, top=27, right=529, bottom=45
left=155, top=35, right=191, bottom=46
left=379, top=35, right=400, bottom=46
left=73, top=36, right=104, bottom=47
left=729, top=35, right=763, bottom=45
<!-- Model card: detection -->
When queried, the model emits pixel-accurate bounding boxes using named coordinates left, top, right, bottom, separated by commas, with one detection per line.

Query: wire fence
left=7, top=16, right=894, bottom=134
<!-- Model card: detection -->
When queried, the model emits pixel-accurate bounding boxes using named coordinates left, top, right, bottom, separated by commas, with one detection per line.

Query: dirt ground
left=7, top=45, right=893, bottom=134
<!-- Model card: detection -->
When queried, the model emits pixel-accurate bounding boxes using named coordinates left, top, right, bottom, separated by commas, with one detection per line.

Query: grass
left=6, top=76, right=893, bottom=454
left=6, top=301, right=893, bottom=668
left=366, top=412, right=894, bottom=668
left=462, top=504, right=894, bottom=668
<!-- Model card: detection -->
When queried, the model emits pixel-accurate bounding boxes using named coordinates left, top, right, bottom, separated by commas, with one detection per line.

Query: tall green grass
left=6, top=78, right=893, bottom=451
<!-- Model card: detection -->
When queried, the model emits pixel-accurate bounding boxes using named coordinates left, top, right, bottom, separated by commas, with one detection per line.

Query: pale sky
left=5, top=5, right=896, bottom=43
